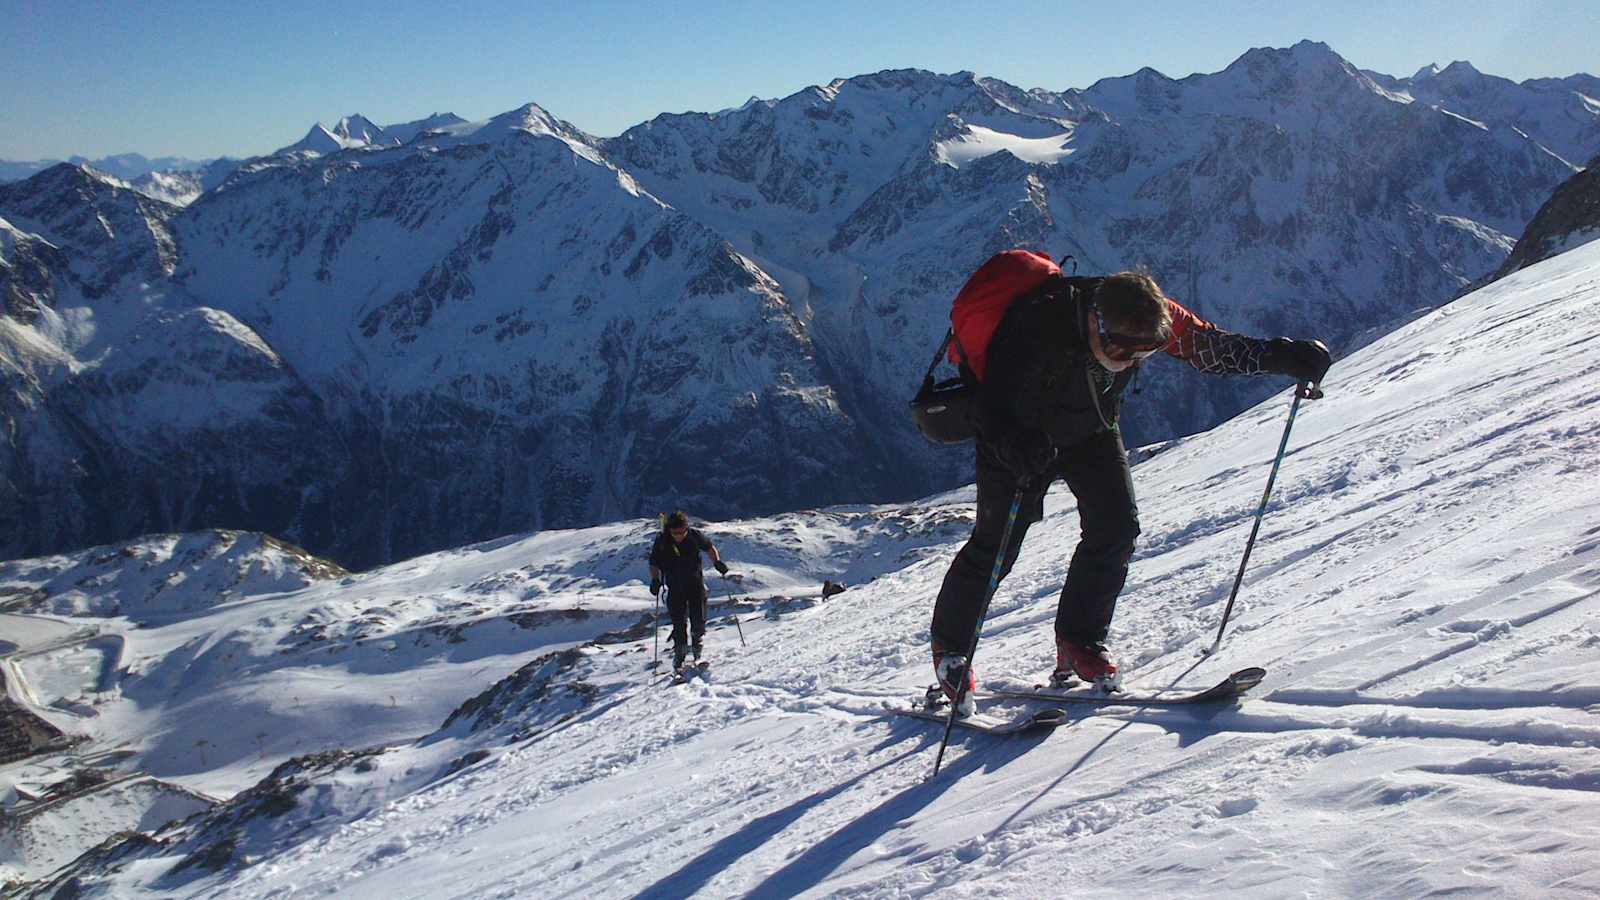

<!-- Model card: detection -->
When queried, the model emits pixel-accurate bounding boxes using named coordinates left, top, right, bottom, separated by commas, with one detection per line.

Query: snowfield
left=6, top=240, right=1600, bottom=897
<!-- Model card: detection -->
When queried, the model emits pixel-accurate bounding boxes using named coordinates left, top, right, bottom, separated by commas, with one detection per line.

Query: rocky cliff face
left=2, top=43, right=1596, bottom=568
left=1491, top=155, right=1600, bottom=279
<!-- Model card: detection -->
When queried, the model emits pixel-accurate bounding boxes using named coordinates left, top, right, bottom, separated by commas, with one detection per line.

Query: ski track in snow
left=9, top=246, right=1600, bottom=897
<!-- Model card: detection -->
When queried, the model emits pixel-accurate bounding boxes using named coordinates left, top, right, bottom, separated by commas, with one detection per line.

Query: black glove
left=990, top=428, right=1057, bottom=486
left=650, top=576, right=662, bottom=594
left=1262, top=339, right=1331, bottom=390
left=713, top=560, right=729, bottom=576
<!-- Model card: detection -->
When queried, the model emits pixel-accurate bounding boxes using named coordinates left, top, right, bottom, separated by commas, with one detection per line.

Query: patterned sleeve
left=1163, top=298, right=1274, bottom=376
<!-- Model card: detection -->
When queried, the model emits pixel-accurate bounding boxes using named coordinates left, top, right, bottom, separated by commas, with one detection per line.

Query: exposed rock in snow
left=1491, top=152, right=1600, bottom=278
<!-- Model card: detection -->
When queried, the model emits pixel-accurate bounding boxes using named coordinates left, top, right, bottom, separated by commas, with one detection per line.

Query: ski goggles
left=1095, top=307, right=1167, bottom=361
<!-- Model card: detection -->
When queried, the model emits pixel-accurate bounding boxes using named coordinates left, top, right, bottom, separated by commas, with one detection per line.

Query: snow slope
left=11, top=215, right=1599, bottom=898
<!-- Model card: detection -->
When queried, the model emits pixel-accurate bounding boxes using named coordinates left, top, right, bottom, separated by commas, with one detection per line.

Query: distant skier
left=649, top=510, right=732, bottom=671
left=931, top=254, right=1330, bottom=713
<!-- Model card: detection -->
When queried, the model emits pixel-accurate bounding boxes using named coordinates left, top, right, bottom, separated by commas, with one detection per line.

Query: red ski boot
left=931, top=646, right=977, bottom=717
left=1054, top=638, right=1120, bottom=691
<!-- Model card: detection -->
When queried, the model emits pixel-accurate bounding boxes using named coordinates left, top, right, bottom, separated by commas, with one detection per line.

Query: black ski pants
left=665, top=580, right=708, bottom=649
left=931, top=428, right=1140, bottom=656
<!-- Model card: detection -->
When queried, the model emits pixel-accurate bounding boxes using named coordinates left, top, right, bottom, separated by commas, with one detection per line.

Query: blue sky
left=2, top=0, right=1596, bottom=160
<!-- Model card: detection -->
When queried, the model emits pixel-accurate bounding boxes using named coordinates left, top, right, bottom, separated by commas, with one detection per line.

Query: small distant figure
left=649, top=510, right=731, bottom=672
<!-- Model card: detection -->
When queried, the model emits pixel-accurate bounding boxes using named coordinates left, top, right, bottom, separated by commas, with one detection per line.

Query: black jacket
left=980, top=276, right=1133, bottom=448
left=979, top=274, right=1287, bottom=450
left=650, top=528, right=714, bottom=591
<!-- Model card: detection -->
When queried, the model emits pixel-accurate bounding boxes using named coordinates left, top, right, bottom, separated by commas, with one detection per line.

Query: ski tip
left=1227, top=667, right=1267, bottom=692
left=1031, top=708, right=1069, bottom=727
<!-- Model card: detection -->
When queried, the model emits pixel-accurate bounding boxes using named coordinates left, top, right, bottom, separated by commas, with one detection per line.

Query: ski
left=894, top=704, right=1068, bottom=736
left=983, top=666, right=1266, bottom=708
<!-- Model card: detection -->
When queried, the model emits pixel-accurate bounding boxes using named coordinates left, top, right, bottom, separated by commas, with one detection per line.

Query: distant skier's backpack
left=910, top=250, right=1064, bottom=444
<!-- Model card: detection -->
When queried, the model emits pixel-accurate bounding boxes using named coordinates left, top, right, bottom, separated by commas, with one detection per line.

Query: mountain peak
left=275, top=115, right=395, bottom=156
left=1437, top=60, right=1485, bottom=81
left=332, top=114, right=387, bottom=144
left=383, top=112, right=469, bottom=145
left=278, top=123, right=347, bottom=156
left=25, top=161, right=126, bottom=193
left=1229, top=39, right=1350, bottom=75
left=1289, top=38, right=1337, bottom=57
left=1216, top=40, right=1388, bottom=104
left=488, top=102, right=569, bottom=138
left=821, top=68, right=979, bottom=100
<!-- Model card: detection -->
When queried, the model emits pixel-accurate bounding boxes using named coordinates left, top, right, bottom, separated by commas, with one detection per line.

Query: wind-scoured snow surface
left=12, top=243, right=1600, bottom=896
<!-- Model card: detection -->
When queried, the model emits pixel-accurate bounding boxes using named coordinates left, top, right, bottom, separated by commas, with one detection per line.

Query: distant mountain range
left=2, top=40, right=1597, bottom=569
left=0, top=113, right=469, bottom=205
left=276, top=113, right=470, bottom=156
left=0, top=153, right=213, bottom=184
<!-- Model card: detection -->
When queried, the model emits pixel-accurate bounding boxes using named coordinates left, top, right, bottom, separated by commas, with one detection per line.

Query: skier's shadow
left=633, top=725, right=1039, bottom=900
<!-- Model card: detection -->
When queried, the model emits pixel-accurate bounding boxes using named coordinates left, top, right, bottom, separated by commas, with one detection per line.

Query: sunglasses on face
left=670, top=527, right=688, bottom=536
left=1095, top=307, right=1167, bottom=361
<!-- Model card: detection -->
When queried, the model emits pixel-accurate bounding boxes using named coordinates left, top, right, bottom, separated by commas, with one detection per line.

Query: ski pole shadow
left=630, top=740, right=920, bottom=900
left=988, top=655, right=1219, bottom=835
left=634, top=724, right=1037, bottom=900
left=737, top=725, right=1043, bottom=900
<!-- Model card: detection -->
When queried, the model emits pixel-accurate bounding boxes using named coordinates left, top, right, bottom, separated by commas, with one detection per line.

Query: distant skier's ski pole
left=1207, top=384, right=1309, bottom=655
left=933, top=488, right=1024, bottom=777
left=653, top=586, right=665, bottom=670
left=724, top=574, right=747, bottom=647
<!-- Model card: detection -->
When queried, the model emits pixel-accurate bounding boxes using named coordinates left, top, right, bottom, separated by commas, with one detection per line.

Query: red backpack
left=948, top=250, right=1062, bottom=381
left=911, top=250, right=1064, bottom=444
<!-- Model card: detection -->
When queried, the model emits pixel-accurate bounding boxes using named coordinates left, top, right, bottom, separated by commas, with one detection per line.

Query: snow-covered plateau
left=3, top=41, right=1598, bottom=569
left=3, top=230, right=1598, bottom=897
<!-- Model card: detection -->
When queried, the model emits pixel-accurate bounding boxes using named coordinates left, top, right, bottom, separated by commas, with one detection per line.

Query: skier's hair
left=665, top=510, right=689, bottom=530
left=1095, top=272, right=1173, bottom=342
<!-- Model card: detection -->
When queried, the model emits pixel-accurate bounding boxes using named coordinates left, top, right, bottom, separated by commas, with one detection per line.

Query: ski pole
left=724, top=574, right=746, bottom=647
left=933, top=488, right=1024, bottom=777
left=1206, top=385, right=1307, bottom=656
left=653, top=586, right=664, bottom=670
left=700, top=583, right=709, bottom=656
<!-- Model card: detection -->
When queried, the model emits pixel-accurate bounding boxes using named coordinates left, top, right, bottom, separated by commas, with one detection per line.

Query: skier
left=932, top=261, right=1330, bottom=714
left=649, top=510, right=732, bottom=671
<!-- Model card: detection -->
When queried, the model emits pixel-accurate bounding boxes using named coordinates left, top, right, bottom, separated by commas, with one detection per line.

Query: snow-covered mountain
left=1366, top=61, right=1600, bottom=166
left=273, top=113, right=470, bottom=157
left=2, top=42, right=1597, bottom=570
left=277, top=115, right=391, bottom=156
left=0, top=164, right=182, bottom=312
left=121, top=159, right=243, bottom=207
left=4, top=235, right=1598, bottom=897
